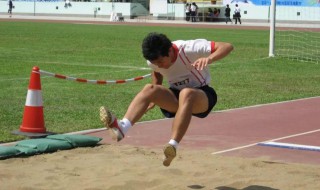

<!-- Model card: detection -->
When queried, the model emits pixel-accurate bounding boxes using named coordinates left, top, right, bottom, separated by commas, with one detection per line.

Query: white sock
left=119, top=118, right=132, bottom=135
left=168, top=139, right=179, bottom=149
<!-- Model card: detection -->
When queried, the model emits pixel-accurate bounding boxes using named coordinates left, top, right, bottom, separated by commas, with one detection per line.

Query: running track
left=86, top=97, right=320, bottom=165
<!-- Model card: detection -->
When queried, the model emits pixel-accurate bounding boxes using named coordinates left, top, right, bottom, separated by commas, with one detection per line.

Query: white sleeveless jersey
left=147, top=39, right=215, bottom=90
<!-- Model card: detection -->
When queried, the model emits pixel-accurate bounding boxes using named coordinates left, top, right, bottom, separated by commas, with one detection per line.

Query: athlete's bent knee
left=179, top=88, right=196, bottom=102
left=142, top=84, right=161, bottom=95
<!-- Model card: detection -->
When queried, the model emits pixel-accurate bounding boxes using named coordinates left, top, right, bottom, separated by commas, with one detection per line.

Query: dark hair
left=142, top=32, right=172, bottom=61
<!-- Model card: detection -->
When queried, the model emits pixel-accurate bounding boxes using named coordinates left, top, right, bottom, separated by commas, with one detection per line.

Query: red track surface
left=88, top=97, right=320, bottom=165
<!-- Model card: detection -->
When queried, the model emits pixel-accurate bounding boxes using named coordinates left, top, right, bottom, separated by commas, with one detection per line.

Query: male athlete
left=100, top=32, right=233, bottom=166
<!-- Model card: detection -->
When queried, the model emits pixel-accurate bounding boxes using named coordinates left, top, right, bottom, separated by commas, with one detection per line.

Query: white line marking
left=211, top=128, right=320, bottom=155
left=258, top=142, right=320, bottom=152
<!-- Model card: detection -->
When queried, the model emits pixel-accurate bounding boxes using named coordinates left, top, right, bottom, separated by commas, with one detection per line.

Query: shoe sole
left=100, top=106, right=112, bottom=129
left=100, top=106, right=124, bottom=142
left=163, top=145, right=176, bottom=167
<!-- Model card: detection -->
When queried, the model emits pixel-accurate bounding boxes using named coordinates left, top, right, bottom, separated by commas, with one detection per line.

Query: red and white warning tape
left=38, top=70, right=151, bottom=84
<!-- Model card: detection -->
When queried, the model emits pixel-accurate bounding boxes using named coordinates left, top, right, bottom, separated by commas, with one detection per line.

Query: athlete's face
left=150, top=47, right=175, bottom=69
left=150, top=56, right=172, bottom=69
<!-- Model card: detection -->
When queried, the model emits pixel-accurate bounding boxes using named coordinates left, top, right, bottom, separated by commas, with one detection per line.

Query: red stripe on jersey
left=181, top=47, right=207, bottom=85
left=180, top=47, right=205, bottom=86
left=211, top=41, right=215, bottom=53
left=172, top=44, right=179, bottom=63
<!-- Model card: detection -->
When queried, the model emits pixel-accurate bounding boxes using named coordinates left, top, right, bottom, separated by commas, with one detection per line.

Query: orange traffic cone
left=13, top=66, right=52, bottom=137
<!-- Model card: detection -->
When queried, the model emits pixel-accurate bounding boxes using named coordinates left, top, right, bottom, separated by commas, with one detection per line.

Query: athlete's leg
left=124, top=84, right=179, bottom=125
left=163, top=88, right=209, bottom=166
left=170, top=88, right=209, bottom=143
left=100, top=84, right=179, bottom=142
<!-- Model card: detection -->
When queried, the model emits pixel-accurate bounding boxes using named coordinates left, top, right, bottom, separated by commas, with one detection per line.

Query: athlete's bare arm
left=152, top=71, right=163, bottom=85
left=192, top=42, right=233, bottom=70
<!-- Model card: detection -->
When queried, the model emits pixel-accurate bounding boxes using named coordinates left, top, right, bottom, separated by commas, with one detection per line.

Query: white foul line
left=259, top=142, right=320, bottom=152
left=211, top=128, right=320, bottom=155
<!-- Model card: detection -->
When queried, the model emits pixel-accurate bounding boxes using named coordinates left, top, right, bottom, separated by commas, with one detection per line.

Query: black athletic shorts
left=160, top=85, right=217, bottom=118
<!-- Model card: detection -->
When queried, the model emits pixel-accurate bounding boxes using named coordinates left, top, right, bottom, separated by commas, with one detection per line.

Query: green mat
left=0, top=134, right=102, bottom=159
left=0, top=146, right=22, bottom=159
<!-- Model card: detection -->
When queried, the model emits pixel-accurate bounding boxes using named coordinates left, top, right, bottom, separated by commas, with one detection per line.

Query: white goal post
left=269, top=0, right=320, bottom=64
left=269, top=0, right=276, bottom=57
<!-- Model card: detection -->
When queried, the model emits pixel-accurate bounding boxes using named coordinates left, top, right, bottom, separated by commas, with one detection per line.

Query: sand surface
left=1, top=144, right=319, bottom=190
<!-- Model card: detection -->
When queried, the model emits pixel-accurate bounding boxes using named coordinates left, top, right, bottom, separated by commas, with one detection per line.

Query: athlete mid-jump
left=100, top=32, right=233, bottom=166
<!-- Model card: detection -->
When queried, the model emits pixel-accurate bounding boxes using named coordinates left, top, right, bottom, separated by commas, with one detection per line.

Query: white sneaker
left=99, top=106, right=124, bottom=142
left=163, top=144, right=176, bottom=167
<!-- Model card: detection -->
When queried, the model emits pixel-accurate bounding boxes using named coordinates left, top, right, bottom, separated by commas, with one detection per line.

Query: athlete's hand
left=191, top=57, right=211, bottom=70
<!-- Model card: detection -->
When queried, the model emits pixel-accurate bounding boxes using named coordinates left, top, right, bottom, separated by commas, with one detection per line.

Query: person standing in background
left=190, top=2, right=197, bottom=22
left=8, top=0, right=13, bottom=18
left=185, top=3, right=191, bottom=21
left=234, top=4, right=241, bottom=24
left=225, top=4, right=232, bottom=24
